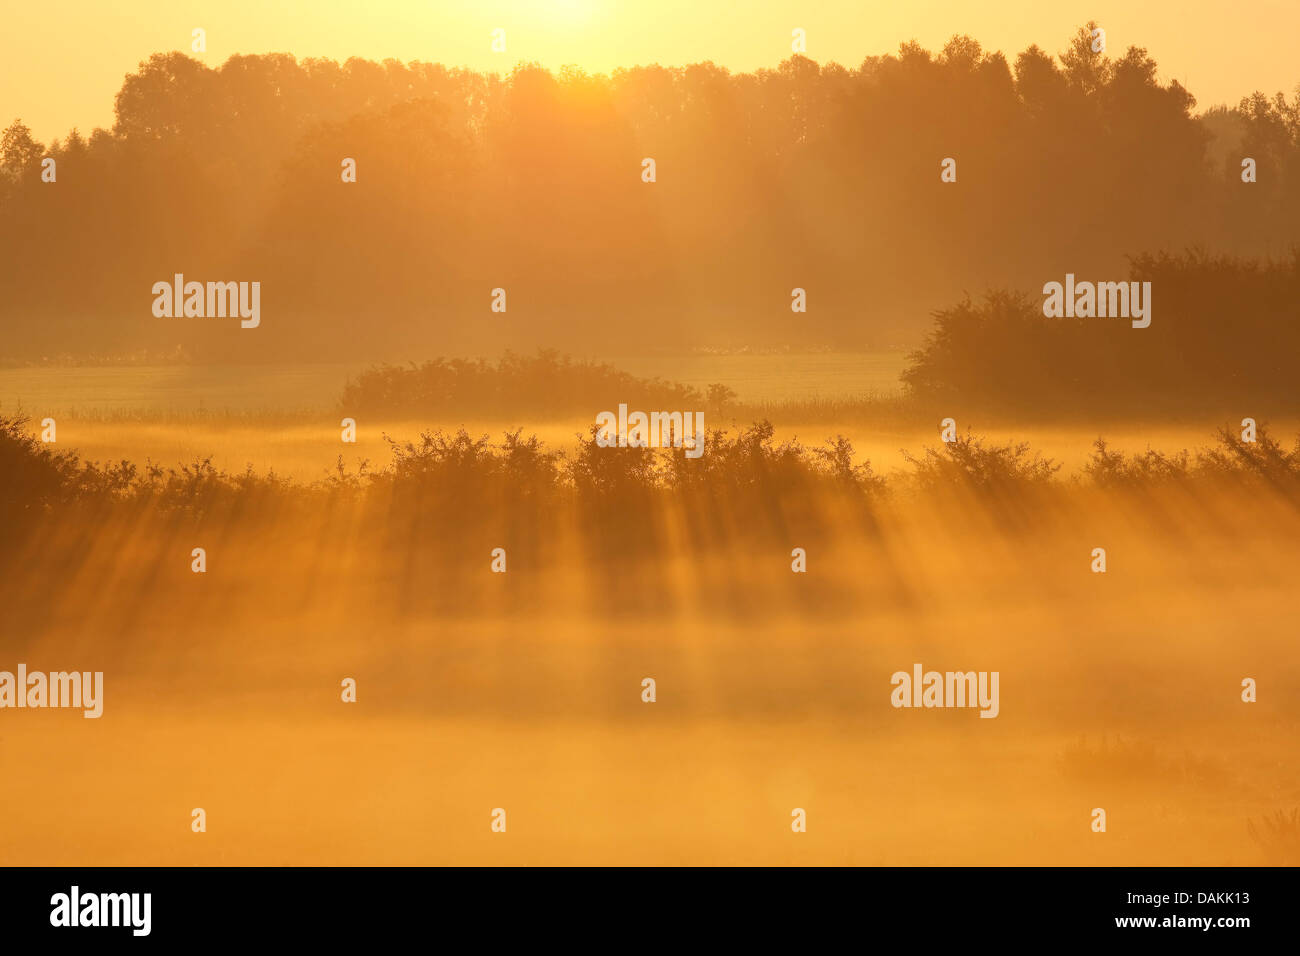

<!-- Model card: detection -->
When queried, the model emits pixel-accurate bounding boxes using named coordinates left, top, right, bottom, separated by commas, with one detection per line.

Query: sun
left=545, top=0, right=596, bottom=24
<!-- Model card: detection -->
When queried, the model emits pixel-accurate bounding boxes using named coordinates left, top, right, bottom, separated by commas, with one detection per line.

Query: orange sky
left=3, top=0, right=1297, bottom=142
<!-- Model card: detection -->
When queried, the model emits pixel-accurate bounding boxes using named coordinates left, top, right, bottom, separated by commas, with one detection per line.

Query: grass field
left=3, top=475, right=1297, bottom=865
left=0, top=351, right=911, bottom=418
left=2, top=358, right=1297, bottom=866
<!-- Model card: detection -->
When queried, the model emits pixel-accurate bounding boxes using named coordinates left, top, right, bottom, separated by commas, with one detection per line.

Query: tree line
left=2, top=24, right=1298, bottom=362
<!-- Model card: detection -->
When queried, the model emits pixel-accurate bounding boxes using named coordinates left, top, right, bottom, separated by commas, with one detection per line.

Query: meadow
left=2, top=392, right=1298, bottom=865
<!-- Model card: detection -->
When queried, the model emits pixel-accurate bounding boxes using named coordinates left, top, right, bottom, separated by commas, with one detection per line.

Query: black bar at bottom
left=0, top=866, right=1283, bottom=942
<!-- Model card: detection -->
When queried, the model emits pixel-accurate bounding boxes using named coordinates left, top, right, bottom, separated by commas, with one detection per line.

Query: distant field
left=0, top=352, right=911, bottom=417
left=0, top=362, right=369, bottom=415
left=602, top=352, right=909, bottom=402
left=4, top=353, right=1293, bottom=484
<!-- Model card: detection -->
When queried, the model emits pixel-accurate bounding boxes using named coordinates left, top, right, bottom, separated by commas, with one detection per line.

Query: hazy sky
left=4, top=0, right=1297, bottom=142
